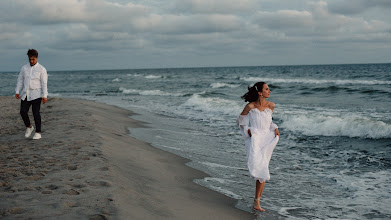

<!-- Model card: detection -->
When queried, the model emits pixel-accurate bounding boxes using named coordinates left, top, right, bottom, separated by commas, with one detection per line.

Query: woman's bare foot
left=253, top=198, right=266, bottom=212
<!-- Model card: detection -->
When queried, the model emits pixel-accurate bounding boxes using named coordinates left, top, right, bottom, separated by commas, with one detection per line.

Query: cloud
left=0, top=0, right=390, bottom=71
left=255, top=10, right=313, bottom=29
left=153, top=14, right=243, bottom=34
left=0, top=23, right=33, bottom=49
left=251, top=1, right=391, bottom=44
left=327, top=0, right=391, bottom=15
left=0, top=0, right=150, bottom=26
left=171, top=0, right=259, bottom=14
left=0, top=0, right=87, bottom=24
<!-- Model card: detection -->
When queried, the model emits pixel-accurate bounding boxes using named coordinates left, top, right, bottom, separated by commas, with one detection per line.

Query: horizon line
left=1, top=61, right=390, bottom=73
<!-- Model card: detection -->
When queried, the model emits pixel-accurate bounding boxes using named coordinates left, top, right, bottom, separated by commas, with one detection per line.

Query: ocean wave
left=112, top=78, right=121, bottom=82
left=48, top=93, right=62, bottom=97
left=145, top=75, right=162, bottom=79
left=309, top=85, right=342, bottom=92
left=306, top=85, right=390, bottom=95
left=326, top=170, right=391, bottom=216
left=241, top=77, right=391, bottom=85
left=119, top=87, right=183, bottom=97
left=126, top=74, right=143, bottom=77
left=203, top=177, right=238, bottom=184
left=210, top=82, right=240, bottom=88
left=181, top=93, right=242, bottom=116
left=200, top=161, right=242, bottom=170
left=194, top=179, right=242, bottom=199
left=278, top=207, right=303, bottom=218
left=280, top=112, right=391, bottom=139
left=126, top=74, right=163, bottom=79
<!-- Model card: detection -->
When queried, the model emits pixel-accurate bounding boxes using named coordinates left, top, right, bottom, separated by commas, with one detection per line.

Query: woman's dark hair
left=27, top=49, right=38, bottom=57
left=241, top=81, right=265, bottom=102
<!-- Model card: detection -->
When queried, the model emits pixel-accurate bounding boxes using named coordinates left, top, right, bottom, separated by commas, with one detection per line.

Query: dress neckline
left=250, top=108, right=272, bottom=113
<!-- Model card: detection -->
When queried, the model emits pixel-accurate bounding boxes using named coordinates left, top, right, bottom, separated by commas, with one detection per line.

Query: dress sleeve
left=270, top=121, right=278, bottom=132
left=237, top=115, right=250, bottom=139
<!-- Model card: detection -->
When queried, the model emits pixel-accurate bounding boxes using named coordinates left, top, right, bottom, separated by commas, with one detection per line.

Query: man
left=15, top=49, right=48, bottom=140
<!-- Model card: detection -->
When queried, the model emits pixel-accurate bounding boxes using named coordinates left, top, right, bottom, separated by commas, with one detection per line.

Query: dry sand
left=0, top=96, right=253, bottom=219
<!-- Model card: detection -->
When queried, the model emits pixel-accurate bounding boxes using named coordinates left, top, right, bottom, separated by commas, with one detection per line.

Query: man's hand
left=15, top=94, right=20, bottom=99
left=42, top=98, right=47, bottom=104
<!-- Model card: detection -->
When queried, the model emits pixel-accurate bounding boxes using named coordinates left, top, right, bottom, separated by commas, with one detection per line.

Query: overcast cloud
left=1, top=0, right=390, bottom=71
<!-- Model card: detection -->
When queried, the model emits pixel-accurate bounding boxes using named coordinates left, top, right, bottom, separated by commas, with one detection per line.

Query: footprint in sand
left=71, top=183, right=87, bottom=188
left=65, top=189, right=80, bottom=195
left=8, top=207, right=25, bottom=215
left=67, top=165, right=77, bottom=171
left=74, top=175, right=85, bottom=179
left=89, top=214, right=108, bottom=220
left=63, top=201, right=78, bottom=208
left=22, top=186, right=34, bottom=191
left=86, top=180, right=111, bottom=187
left=99, top=167, right=109, bottom=171
left=46, top=184, right=59, bottom=190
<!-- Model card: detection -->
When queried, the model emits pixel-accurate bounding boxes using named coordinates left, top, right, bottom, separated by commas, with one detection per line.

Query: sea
left=1, top=63, right=391, bottom=219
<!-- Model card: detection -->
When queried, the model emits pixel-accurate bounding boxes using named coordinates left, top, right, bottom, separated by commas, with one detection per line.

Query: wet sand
left=0, top=96, right=253, bottom=219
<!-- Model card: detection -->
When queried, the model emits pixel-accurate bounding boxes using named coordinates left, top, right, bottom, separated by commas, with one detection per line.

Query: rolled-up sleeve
left=270, top=121, right=278, bottom=132
left=15, top=68, right=24, bottom=94
left=41, top=68, right=48, bottom=98
left=237, top=115, right=250, bottom=139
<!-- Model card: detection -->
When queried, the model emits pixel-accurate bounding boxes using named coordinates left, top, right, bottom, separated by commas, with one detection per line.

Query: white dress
left=237, top=108, right=279, bottom=182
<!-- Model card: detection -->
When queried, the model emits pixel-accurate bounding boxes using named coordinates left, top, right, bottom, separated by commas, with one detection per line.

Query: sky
left=1, top=0, right=391, bottom=71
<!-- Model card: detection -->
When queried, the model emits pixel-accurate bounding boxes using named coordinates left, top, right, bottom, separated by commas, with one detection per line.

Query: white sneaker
left=32, top=133, right=41, bottom=140
left=25, top=126, right=34, bottom=138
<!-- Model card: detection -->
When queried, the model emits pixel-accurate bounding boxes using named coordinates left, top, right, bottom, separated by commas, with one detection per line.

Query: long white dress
left=237, top=108, right=279, bottom=182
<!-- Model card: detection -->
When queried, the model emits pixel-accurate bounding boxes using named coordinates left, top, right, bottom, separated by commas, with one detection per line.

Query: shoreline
left=0, top=96, right=253, bottom=219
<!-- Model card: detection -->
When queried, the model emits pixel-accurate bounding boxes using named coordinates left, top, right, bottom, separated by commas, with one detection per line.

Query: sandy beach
left=0, top=96, right=253, bottom=219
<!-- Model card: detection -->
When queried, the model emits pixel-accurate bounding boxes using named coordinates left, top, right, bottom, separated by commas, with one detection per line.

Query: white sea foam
left=48, top=93, right=61, bottom=97
left=112, top=78, right=121, bottom=82
left=278, top=207, right=303, bottom=219
left=126, top=74, right=143, bottom=77
left=182, top=93, right=242, bottom=116
left=210, top=82, right=240, bottom=88
left=203, top=177, right=237, bottom=184
left=200, top=161, right=242, bottom=170
left=280, top=108, right=391, bottom=139
left=196, top=182, right=242, bottom=199
left=327, top=170, right=391, bottom=216
left=145, top=75, right=162, bottom=79
left=241, top=77, right=391, bottom=85
left=119, top=87, right=182, bottom=97
left=160, top=145, right=182, bottom=151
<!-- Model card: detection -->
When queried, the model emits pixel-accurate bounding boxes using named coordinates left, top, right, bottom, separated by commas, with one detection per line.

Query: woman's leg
left=254, top=180, right=266, bottom=211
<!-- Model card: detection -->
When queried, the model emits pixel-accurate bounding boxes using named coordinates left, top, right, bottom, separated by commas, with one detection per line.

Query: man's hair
left=27, top=49, right=38, bottom=57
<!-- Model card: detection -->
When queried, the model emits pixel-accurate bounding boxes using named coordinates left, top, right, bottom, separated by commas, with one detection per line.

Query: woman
left=237, top=81, right=280, bottom=212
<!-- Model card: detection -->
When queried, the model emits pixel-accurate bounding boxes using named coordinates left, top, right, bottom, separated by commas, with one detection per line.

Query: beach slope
left=0, top=96, right=252, bottom=219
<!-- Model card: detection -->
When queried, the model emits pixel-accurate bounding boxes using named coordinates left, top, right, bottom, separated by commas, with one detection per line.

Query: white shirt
left=15, top=62, right=48, bottom=101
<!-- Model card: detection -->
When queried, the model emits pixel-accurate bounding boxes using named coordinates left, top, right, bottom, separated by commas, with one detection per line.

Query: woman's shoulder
left=240, top=102, right=256, bottom=115
left=267, top=102, right=276, bottom=111
left=248, top=102, right=257, bottom=108
left=247, top=102, right=259, bottom=112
